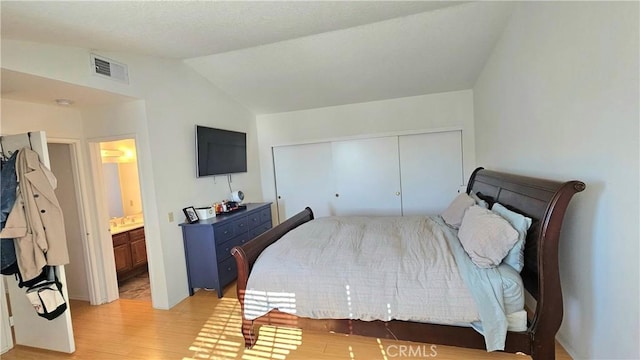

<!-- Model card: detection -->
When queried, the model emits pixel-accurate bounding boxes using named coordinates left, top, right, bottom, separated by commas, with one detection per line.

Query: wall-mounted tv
left=196, top=125, right=247, bottom=177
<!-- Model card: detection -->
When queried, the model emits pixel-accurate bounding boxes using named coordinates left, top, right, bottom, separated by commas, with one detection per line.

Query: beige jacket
left=0, top=148, right=69, bottom=281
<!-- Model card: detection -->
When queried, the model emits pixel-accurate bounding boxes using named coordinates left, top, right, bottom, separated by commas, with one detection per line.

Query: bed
left=231, top=168, right=585, bottom=359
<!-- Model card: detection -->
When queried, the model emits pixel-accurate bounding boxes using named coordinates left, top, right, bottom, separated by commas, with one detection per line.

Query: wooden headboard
left=466, top=167, right=585, bottom=330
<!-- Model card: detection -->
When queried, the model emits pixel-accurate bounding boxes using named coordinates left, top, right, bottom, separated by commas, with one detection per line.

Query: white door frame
left=86, top=134, right=147, bottom=303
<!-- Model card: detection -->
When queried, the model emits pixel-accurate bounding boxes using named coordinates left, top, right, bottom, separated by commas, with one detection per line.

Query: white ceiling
left=1, top=1, right=514, bottom=114
left=1, top=1, right=465, bottom=59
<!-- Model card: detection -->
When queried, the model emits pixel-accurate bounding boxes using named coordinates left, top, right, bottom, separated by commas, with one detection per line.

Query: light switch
left=168, top=212, right=174, bottom=222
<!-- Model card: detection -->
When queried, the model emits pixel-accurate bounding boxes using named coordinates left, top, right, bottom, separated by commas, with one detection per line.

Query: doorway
left=99, top=139, right=150, bottom=302
left=47, top=143, right=90, bottom=301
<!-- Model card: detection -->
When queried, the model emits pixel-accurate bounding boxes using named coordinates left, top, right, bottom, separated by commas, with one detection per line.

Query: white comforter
left=245, top=216, right=483, bottom=324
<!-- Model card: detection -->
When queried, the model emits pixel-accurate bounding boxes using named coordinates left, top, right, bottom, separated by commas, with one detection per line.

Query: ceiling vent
left=90, top=54, right=129, bottom=84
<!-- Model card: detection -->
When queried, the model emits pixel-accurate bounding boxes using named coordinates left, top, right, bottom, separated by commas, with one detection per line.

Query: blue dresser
left=179, top=202, right=272, bottom=297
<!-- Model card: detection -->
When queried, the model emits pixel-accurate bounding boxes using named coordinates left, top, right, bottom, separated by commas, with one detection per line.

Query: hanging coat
left=0, top=148, right=69, bottom=281
left=1, top=151, right=19, bottom=272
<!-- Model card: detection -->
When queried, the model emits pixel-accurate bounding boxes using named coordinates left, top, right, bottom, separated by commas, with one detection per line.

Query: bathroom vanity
left=112, top=225, right=147, bottom=283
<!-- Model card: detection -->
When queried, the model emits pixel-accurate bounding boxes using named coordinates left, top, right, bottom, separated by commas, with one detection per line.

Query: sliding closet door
left=331, top=137, right=402, bottom=216
left=273, top=142, right=333, bottom=222
left=272, top=132, right=462, bottom=220
left=399, top=131, right=463, bottom=215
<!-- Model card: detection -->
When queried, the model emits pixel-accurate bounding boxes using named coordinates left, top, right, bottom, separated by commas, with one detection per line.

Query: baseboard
left=68, top=293, right=90, bottom=302
left=556, top=334, right=580, bottom=360
left=0, top=341, right=14, bottom=355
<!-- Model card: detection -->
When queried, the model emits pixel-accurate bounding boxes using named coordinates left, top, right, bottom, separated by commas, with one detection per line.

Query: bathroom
left=100, top=139, right=150, bottom=301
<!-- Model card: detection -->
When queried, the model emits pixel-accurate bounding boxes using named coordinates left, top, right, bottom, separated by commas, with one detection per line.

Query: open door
left=0, top=131, right=75, bottom=353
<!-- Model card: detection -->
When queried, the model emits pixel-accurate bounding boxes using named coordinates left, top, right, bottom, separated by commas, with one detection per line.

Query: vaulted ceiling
left=1, top=1, right=514, bottom=114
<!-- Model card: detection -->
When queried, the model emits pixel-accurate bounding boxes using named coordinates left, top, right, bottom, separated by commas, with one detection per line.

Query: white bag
left=25, top=268, right=67, bottom=320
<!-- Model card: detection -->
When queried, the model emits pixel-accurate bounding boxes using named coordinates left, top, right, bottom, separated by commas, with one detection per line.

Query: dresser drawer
left=216, top=232, right=246, bottom=263
left=259, top=207, right=272, bottom=225
left=232, top=216, right=248, bottom=233
left=216, top=238, right=235, bottom=263
left=218, top=256, right=237, bottom=289
left=248, top=211, right=262, bottom=229
left=214, top=222, right=235, bottom=244
left=250, top=222, right=271, bottom=238
left=236, top=232, right=250, bottom=246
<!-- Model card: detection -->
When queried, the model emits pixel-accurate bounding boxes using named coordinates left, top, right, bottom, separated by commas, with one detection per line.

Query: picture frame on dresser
left=183, top=206, right=199, bottom=223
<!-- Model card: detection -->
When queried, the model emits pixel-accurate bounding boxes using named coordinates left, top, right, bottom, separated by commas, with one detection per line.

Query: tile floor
left=118, top=271, right=151, bottom=301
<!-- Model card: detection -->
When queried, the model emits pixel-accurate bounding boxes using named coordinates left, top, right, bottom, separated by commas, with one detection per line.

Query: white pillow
left=441, top=192, right=475, bottom=228
left=491, top=203, right=532, bottom=272
left=458, top=205, right=519, bottom=268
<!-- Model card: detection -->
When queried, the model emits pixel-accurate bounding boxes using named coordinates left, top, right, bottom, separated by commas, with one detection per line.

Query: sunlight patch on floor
left=182, top=296, right=302, bottom=360
left=242, top=326, right=303, bottom=360
left=183, top=298, right=243, bottom=359
left=377, top=338, right=390, bottom=360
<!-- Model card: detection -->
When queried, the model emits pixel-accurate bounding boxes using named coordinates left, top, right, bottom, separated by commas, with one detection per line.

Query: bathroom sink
left=111, top=222, right=144, bottom=234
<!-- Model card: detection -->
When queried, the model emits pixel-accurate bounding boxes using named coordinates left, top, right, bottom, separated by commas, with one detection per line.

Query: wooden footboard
left=231, top=207, right=314, bottom=347
left=231, top=168, right=585, bottom=359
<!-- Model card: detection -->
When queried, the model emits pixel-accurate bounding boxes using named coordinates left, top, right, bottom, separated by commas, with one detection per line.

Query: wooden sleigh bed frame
left=231, top=168, right=585, bottom=359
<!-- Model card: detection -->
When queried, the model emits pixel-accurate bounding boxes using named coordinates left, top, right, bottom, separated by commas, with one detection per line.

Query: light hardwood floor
left=3, top=284, right=572, bottom=360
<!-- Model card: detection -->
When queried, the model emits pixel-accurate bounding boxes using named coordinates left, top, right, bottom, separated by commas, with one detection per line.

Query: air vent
left=90, top=54, right=129, bottom=84
left=94, top=57, right=111, bottom=76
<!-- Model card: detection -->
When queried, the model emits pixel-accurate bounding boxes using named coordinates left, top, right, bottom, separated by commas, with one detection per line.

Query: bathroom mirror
left=100, top=139, right=143, bottom=221
left=103, top=163, right=124, bottom=218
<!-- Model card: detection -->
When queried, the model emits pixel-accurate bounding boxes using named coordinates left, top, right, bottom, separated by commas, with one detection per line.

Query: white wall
left=79, top=59, right=262, bottom=308
left=474, top=2, right=639, bottom=359
left=256, top=89, right=476, bottom=219
left=2, top=40, right=263, bottom=308
left=0, top=98, right=84, bottom=137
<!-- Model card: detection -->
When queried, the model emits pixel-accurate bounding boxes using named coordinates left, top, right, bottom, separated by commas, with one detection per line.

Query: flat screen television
left=196, top=125, right=247, bottom=177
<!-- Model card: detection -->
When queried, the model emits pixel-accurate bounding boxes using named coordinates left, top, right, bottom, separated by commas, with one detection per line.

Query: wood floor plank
left=2, top=283, right=572, bottom=359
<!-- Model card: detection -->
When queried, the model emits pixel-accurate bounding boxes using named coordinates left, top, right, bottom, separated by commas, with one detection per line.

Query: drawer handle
left=224, top=230, right=229, bottom=234
left=227, top=267, right=232, bottom=271
left=239, top=223, right=244, bottom=227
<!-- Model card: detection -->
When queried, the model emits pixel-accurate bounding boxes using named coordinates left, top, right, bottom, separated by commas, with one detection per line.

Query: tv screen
left=196, top=125, right=247, bottom=177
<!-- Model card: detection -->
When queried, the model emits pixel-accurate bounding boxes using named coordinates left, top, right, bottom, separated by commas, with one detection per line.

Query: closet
left=0, top=131, right=75, bottom=354
left=273, top=130, right=463, bottom=221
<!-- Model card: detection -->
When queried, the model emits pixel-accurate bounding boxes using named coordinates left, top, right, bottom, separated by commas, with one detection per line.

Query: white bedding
left=244, top=216, right=525, bottom=334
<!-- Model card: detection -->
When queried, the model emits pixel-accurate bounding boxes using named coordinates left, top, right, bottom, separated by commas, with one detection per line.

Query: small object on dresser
left=183, top=206, right=199, bottom=223
left=196, top=207, right=216, bottom=220
left=231, top=190, right=244, bottom=203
